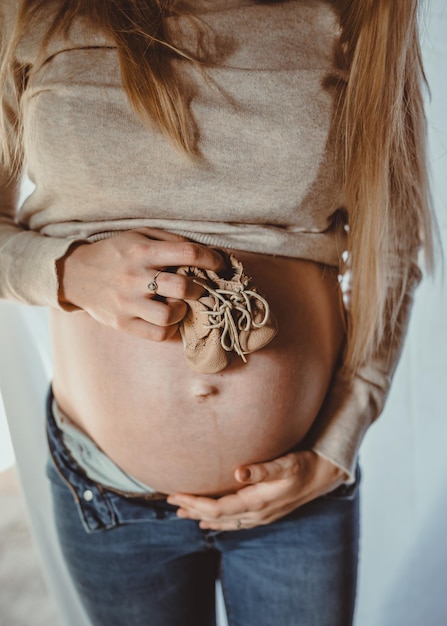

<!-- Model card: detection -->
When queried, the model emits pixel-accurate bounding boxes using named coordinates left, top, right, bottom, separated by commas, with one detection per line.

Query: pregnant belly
left=51, top=252, right=345, bottom=496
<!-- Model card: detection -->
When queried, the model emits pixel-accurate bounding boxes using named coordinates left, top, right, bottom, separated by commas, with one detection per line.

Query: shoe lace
left=193, top=280, right=271, bottom=362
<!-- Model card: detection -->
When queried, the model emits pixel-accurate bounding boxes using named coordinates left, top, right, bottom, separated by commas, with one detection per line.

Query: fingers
left=141, top=297, right=188, bottom=326
left=167, top=481, right=284, bottom=524
left=117, top=297, right=190, bottom=340
left=196, top=502, right=296, bottom=531
left=139, top=237, right=225, bottom=273
left=146, top=271, right=205, bottom=301
left=62, top=229, right=226, bottom=340
left=167, top=489, right=259, bottom=519
left=167, top=483, right=297, bottom=531
left=167, top=452, right=349, bottom=532
left=235, top=452, right=301, bottom=484
left=124, top=317, right=181, bottom=342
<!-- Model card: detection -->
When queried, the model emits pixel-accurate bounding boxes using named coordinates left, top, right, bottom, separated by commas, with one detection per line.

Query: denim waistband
left=45, top=388, right=169, bottom=533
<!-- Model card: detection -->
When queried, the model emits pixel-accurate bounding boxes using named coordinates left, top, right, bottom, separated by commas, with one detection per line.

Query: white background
left=1, top=2, right=446, bottom=624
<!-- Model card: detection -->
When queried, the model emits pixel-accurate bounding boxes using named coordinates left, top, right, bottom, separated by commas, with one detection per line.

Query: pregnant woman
left=0, top=1, right=437, bottom=624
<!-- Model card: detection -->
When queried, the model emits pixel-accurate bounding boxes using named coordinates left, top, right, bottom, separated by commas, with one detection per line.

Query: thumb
left=234, top=452, right=299, bottom=484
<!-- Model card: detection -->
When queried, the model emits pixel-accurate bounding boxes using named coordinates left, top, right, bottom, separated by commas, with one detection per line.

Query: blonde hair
left=0, top=0, right=197, bottom=166
left=0, top=0, right=439, bottom=373
left=335, top=0, right=438, bottom=371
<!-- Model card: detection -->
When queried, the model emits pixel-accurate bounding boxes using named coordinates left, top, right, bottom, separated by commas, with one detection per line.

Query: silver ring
left=236, top=519, right=242, bottom=530
left=147, top=270, right=162, bottom=294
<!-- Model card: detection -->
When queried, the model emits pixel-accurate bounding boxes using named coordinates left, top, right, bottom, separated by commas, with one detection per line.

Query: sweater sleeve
left=0, top=169, right=78, bottom=309
left=0, top=9, right=79, bottom=309
left=307, top=254, right=423, bottom=483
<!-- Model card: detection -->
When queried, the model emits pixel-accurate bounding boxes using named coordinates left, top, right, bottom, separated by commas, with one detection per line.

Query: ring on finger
left=147, top=270, right=162, bottom=294
left=236, top=519, right=243, bottom=530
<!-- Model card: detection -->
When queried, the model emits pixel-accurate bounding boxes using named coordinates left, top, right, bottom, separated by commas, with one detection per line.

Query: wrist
left=56, top=242, right=87, bottom=310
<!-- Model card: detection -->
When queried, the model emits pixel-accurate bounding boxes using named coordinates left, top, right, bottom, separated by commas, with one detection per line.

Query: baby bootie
left=177, top=251, right=278, bottom=374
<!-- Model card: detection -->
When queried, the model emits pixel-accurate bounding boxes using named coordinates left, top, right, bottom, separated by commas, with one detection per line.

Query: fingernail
left=237, top=467, right=252, bottom=482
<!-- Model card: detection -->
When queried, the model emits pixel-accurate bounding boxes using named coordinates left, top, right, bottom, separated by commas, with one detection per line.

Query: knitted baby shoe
left=177, top=252, right=278, bottom=374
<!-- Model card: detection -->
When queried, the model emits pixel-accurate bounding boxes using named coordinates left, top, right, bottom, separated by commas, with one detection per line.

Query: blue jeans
left=45, top=393, right=360, bottom=626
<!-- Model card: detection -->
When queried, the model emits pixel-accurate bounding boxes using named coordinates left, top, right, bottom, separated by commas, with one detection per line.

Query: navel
left=190, top=383, right=219, bottom=400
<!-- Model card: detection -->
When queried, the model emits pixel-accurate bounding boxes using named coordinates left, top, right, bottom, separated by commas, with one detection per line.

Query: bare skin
left=53, top=228, right=347, bottom=517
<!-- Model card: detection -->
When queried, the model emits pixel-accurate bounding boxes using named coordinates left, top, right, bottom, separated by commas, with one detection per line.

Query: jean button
left=83, top=489, right=94, bottom=502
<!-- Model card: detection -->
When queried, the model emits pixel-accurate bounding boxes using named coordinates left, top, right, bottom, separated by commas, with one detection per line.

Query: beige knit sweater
left=0, top=0, right=422, bottom=480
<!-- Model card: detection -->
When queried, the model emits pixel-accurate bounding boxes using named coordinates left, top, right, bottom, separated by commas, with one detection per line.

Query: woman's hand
left=58, top=227, right=224, bottom=341
left=167, top=450, right=348, bottom=531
